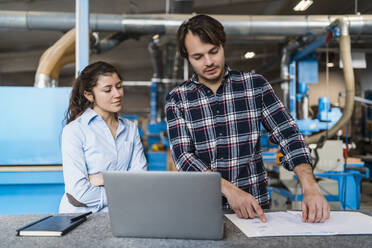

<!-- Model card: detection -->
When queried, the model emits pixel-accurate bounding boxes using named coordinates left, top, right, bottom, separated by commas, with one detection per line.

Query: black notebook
left=16, top=215, right=86, bottom=236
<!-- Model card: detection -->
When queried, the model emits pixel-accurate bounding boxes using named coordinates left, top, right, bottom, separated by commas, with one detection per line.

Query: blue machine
left=147, top=121, right=168, bottom=149
left=317, top=97, right=343, bottom=123
left=146, top=75, right=170, bottom=171
left=147, top=122, right=169, bottom=171
left=292, top=55, right=342, bottom=135
left=269, top=25, right=368, bottom=210
left=286, top=26, right=342, bottom=135
left=0, top=87, right=71, bottom=164
left=297, top=96, right=342, bottom=135
left=315, top=163, right=370, bottom=210
left=0, top=86, right=71, bottom=215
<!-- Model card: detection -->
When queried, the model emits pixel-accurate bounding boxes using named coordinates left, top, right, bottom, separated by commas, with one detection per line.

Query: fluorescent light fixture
left=327, top=62, right=334, bottom=67
left=244, top=51, right=255, bottom=59
left=293, top=0, right=313, bottom=11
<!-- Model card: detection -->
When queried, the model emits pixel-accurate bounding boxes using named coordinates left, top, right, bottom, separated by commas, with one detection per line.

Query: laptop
left=103, top=171, right=223, bottom=240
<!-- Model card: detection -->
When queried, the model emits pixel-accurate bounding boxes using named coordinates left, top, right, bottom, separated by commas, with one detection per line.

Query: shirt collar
left=117, top=114, right=126, bottom=123
left=81, top=108, right=124, bottom=126
left=190, top=65, right=231, bottom=85
left=117, top=115, right=126, bottom=136
left=81, top=108, right=99, bottom=125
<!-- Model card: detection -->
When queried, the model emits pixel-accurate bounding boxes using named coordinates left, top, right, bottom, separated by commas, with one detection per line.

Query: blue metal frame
left=292, top=31, right=334, bottom=62
left=75, top=0, right=90, bottom=75
left=0, top=171, right=64, bottom=215
left=289, top=61, right=297, bottom=119
left=270, top=166, right=370, bottom=210
left=315, top=166, right=369, bottom=210
left=150, top=79, right=159, bottom=124
left=147, top=152, right=168, bottom=171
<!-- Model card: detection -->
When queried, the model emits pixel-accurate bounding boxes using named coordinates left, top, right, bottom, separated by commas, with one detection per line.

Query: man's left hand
left=293, top=163, right=330, bottom=223
left=301, top=188, right=330, bottom=223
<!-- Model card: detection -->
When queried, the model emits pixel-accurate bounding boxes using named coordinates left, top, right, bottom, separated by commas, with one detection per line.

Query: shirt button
left=220, top=157, right=224, bottom=160
left=219, top=132, right=223, bottom=136
left=207, top=90, right=211, bottom=93
left=216, top=110, right=220, bottom=114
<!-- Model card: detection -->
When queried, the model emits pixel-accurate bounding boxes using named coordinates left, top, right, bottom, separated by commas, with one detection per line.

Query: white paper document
left=225, top=211, right=372, bottom=237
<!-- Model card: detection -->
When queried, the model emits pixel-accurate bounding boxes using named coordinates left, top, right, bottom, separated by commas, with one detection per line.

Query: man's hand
left=222, top=178, right=267, bottom=222
left=88, top=173, right=104, bottom=186
left=294, top=163, right=330, bottom=223
left=301, top=188, right=330, bottom=223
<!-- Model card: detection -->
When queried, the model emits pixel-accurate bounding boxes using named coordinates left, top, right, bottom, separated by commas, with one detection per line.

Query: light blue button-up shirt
left=59, top=108, right=147, bottom=213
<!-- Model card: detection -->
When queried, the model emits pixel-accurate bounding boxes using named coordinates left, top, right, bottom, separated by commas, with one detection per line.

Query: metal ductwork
left=165, top=43, right=176, bottom=79
left=148, top=0, right=194, bottom=123
left=166, top=0, right=193, bottom=80
left=34, top=28, right=75, bottom=87
left=148, top=36, right=164, bottom=79
left=169, top=0, right=193, bottom=14
left=0, top=10, right=361, bottom=143
left=91, top=32, right=139, bottom=54
left=305, top=18, right=355, bottom=144
left=280, top=40, right=303, bottom=108
left=1, top=11, right=372, bottom=37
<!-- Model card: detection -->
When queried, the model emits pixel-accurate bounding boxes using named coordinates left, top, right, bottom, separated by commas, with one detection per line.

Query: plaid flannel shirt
left=165, top=66, right=312, bottom=207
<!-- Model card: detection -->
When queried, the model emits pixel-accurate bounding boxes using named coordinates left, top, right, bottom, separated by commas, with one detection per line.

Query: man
left=165, top=14, right=330, bottom=223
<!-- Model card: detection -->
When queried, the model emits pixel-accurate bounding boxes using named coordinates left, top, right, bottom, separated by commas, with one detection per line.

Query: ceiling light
left=293, top=0, right=313, bottom=11
left=327, top=62, right=334, bottom=67
left=244, top=51, right=255, bottom=59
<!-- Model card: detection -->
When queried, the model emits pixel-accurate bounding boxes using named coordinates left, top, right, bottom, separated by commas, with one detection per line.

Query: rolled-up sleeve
left=61, top=124, right=107, bottom=212
left=259, top=75, right=312, bottom=171
left=165, top=95, right=209, bottom=172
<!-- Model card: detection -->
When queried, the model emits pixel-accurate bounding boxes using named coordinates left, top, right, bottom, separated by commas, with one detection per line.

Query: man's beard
left=199, top=66, right=223, bottom=84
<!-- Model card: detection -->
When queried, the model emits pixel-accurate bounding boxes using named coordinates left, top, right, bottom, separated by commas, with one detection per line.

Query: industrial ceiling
left=0, top=0, right=372, bottom=86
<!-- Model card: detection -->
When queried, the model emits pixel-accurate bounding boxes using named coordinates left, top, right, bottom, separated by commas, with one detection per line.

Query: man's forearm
left=221, top=177, right=235, bottom=198
left=293, top=163, right=330, bottom=223
left=293, top=163, right=320, bottom=193
left=220, top=177, right=267, bottom=221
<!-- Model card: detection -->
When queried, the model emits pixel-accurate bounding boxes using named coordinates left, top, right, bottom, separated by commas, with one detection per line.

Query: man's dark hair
left=177, top=14, right=226, bottom=59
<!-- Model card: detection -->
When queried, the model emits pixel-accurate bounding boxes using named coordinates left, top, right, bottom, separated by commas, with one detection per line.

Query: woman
left=59, top=61, right=147, bottom=213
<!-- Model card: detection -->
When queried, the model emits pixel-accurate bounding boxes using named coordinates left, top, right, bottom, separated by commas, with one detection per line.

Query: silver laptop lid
left=103, top=171, right=223, bottom=240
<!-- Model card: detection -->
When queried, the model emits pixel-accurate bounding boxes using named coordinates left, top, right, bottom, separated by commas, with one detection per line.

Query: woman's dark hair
left=177, top=14, right=226, bottom=59
left=65, top=61, right=122, bottom=124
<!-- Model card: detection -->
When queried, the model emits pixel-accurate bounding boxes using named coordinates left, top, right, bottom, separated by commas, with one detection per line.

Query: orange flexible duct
left=49, top=52, right=75, bottom=83
left=305, top=18, right=355, bottom=145
left=34, top=28, right=76, bottom=87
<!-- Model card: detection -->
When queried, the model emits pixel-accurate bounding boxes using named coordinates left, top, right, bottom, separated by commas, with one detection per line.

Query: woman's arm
left=62, top=124, right=107, bottom=211
left=88, top=173, right=104, bottom=186
left=128, top=127, right=148, bottom=171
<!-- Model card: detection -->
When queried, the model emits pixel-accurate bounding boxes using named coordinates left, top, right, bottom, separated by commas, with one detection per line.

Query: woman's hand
left=88, top=173, right=104, bottom=186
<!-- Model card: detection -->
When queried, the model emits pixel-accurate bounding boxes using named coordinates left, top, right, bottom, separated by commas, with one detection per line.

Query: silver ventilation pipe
left=280, top=47, right=290, bottom=109
left=167, top=0, right=193, bottom=81
left=165, top=43, right=176, bottom=79
left=169, top=0, right=193, bottom=14
left=148, top=36, right=164, bottom=79
left=280, top=40, right=302, bottom=108
left=91, top=32, right=140, bottom=54
left=0, top=11, right=372, bottom=37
